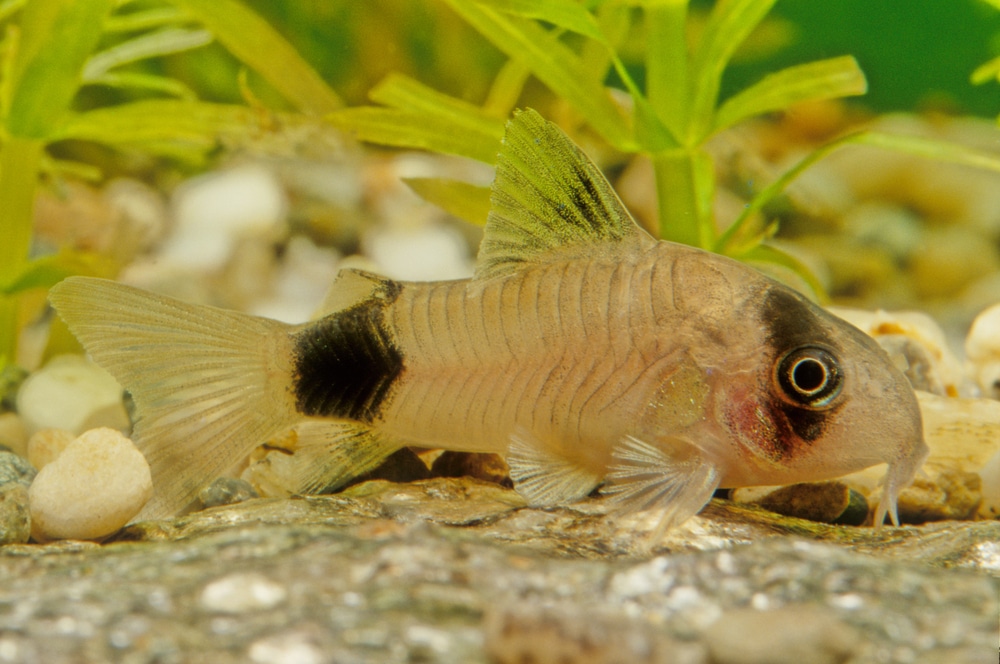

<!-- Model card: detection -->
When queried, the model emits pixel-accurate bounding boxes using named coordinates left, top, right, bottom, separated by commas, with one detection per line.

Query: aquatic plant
left=330, top=0, right=1000, bottom=291
left=972, top=0, right=1000, bottom=121
left=0, top=0, right=340, bottom=371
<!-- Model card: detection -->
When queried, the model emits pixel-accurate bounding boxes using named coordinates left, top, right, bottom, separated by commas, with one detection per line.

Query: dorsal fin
left=475, top=109, right=653, bottom=279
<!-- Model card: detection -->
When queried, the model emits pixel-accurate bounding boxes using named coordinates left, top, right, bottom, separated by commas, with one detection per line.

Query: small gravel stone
left=28, top=428, right=152, bottom=541
left=965, top=303, right=1000, bottom=399
left=197, top=477, right=259, bottom=509
left=0, top=412, right=28, bottom=458
left=26, top=428, right=75, bottom=470
left=895, top=468, right=982, bottom=522
left=0, top=450, right=36, bottom=488
left=199, top=572, right=287, bottom=614
left=0, top=483, right=30, bottom=544
left=431, top=451, right=513, bottom=487
left=731, top=482, right=854, bottom=524
left=16, top=355, right=129, bottom=435
left=703, top=606, right=859, bottom=664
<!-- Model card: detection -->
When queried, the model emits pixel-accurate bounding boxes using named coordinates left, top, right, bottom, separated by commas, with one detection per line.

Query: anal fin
left=506, top=430, right=602, bottom=507
left=246, top=420, right=402, bottom=497
left=603, top=436, right=720, bottom=540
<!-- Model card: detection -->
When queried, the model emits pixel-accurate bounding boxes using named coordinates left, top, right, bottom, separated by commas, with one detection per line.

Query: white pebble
left=28, top=428, right=152, bottom=541
left=365, top=224, right=472, bottom=281
left=829, top=307, right=972, bottom=397
left=200, top=573, right=287, bottom=613
left=965, top=303, right=1000, bottom=399
left=162, top=164, right=287, bottom=271
left=26, top=428, right=76, bottom=469
left=16, top=355, right=128, bottom=435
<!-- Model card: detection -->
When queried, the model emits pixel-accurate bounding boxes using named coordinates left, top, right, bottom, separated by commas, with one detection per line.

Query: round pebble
left=0, top=483, right=30, bottom=544
left=197, top=477, right=259, bottom=509
left=0, top=451, right=36, bottom=489
left=0, top=413, right=28, bottom=458
left=28, top=428, right=152, bottom=542
left=965, top=303, right=1000, bottom=399
left=162, top=164, right=287, bottom=271
left=26, top=428, right=75, bottom=470
left=16, top=355, right=129, bottom=436
left=199, top=572, right=287, bottom=614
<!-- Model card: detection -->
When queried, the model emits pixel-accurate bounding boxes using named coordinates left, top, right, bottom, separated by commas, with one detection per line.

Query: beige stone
left=28, top=428, right=152, bottom=541
left=0, top=412, right=28, bottom=457
left=26, top=428, right=75, bottom=470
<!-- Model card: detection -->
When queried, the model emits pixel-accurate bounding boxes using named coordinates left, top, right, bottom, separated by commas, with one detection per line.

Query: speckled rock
left=0, top=479, right=994, bottom=663
left=0, top=479, right=995, bottom=662
left=26, top=428, right=75, bottom=470
left=0, top=450, right=36, bottom=489
left=197, top=477, right=260, bottom=509
left=703, top=606, right=858, bottom=664
left=15, top=355, right=128, bottom=435
left=0, top=483, right=30, bottom=544
left=28, top=428, right=152, bottom=541
left=895, top=468, right=982, bottom=522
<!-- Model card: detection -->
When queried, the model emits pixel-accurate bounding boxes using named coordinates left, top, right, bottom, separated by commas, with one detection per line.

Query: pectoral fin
left=246, top=420, right=402, bottom=497
left=506, top=430, right=602, bottom=506
left=602, top=436, right=720, bottom=537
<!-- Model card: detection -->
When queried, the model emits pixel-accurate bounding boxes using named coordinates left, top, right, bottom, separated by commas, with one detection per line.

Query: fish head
left=712, top=283, right=928, bottom=524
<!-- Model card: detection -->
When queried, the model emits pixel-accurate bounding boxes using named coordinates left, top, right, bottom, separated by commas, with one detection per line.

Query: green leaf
left=0, top=0, right=26, bottom=23
left=737, top=243, right=826, bottom=302
left=52, top=99, right=272, bottom=148
left=1, top=251, right=116, bottom=296
left=688, top=0, right=776, bottom=142
left=713, top=55, right=867, bottom=134
left=479, top=0, right=606, bottom=43
left=170, top=0, right=342, bottom=114
left=104, top=6, right=186, bottom=33
left=971, top=55, right=1000, bottom=85
left=403, top=177, right=491, bottom=226
left=84, top=71, right=197, bottom=99
left=483, top=59, right=531, bottom=117
left=442, top=0, right=633, bottom=150
left=368, top=73, right=505, bottom=135
left=82, top=27, right=212, bottom=80
left=5, top=0, right=116, bottom=138
left=328, top=107, right=502, bottom=163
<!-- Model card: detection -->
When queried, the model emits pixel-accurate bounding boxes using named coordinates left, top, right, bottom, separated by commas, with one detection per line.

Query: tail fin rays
left=49, top=277, right=300, bottom=519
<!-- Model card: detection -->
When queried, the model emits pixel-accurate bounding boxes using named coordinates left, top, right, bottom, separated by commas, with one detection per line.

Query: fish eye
left=776, top=346, right=843, bottom=408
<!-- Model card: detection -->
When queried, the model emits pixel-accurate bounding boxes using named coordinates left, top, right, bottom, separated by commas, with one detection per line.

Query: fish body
left=49, top=110, right=928, bottom=529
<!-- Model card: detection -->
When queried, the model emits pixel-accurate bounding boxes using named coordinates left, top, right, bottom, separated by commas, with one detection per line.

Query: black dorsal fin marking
left=292, top=278, right=403, bottom=423
left=475, top=108, right=653, bottom=280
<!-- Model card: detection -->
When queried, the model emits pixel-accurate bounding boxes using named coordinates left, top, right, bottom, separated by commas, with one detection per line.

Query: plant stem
left=0, top=137, right=43, bottom=365
left=646, top=0, right=689, bottom=139
left=653, top=147, right=714, bottom=248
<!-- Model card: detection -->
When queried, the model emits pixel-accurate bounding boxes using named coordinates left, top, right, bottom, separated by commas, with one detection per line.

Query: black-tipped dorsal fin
left=475, top=109, right=653, bottom=280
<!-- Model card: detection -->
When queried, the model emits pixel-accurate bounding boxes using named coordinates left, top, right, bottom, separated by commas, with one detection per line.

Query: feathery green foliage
left=0, top=0, right=340, bottom=370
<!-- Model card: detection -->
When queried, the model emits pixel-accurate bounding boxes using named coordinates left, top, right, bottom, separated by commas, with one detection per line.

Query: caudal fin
left=49, top=276, right=300, bottom=519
